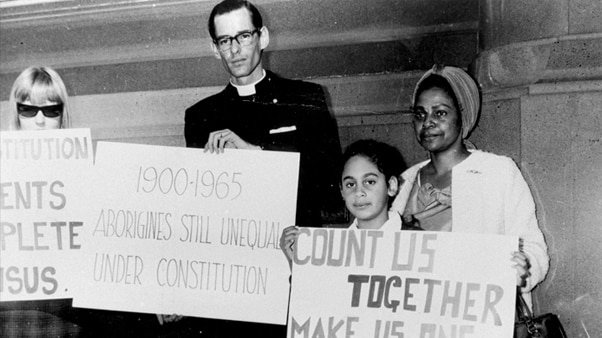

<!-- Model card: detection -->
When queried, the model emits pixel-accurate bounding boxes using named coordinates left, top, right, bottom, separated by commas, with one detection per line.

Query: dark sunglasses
left=17, top=103, right=63, bottom=118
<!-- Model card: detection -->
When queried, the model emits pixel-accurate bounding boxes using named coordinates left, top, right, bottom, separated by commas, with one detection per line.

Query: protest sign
left=0, top=129, right=93, bottom=301
left=73, top=141, right=298, bottom=325
left=288, top=229, right=518, bottom=338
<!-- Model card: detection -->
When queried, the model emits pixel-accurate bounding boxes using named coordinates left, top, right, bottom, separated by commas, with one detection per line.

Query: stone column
left=474, top=0, right=601, bottom=89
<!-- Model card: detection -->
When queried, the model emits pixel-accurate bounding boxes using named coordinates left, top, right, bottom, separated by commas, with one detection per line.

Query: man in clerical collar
left=185, top=0, right=344, bottom=229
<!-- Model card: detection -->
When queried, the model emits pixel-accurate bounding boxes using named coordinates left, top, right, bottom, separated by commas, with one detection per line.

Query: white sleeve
left=502, top=158, right=549, bottom=292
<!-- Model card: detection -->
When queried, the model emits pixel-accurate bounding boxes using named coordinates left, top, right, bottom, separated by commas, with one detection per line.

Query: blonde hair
left=8, top=66, right=71, bottom=130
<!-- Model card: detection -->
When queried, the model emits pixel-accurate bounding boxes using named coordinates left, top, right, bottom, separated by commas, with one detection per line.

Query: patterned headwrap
left=412, top=65, right=481, bottom=139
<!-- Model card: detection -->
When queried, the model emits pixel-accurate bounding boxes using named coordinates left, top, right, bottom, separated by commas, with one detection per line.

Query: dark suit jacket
left=185, top=71, right=343, bottom=227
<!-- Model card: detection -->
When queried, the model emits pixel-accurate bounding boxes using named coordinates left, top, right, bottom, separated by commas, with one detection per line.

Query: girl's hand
left=280, top=226, right=300, bottom=269
left=512, top=251, right=531, bottom=287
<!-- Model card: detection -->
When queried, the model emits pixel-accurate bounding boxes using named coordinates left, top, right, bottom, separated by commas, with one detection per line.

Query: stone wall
left=473, top=1, right=602, bottom=336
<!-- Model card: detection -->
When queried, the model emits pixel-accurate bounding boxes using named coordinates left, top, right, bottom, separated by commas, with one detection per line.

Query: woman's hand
left=280, top=226, right=300, bottom=270
left=512, top=251, right=531, bottom=287
left=156, top=314, right=184, bottom=325
left=204, top=129, right=261, bottom=153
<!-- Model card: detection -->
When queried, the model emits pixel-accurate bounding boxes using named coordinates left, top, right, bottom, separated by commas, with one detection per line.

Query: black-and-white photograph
left=1, top=0, right=600, bottom=337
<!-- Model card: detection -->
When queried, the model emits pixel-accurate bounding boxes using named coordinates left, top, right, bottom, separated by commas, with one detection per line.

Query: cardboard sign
left=288, top=229, right=518, bottom=338
left=0, top=129, right=93, bottom=301
left=73, top=141, right=298, bottom=325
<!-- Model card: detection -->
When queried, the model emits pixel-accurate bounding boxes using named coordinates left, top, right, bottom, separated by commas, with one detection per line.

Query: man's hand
left=204, top=129, right=261, bottom=153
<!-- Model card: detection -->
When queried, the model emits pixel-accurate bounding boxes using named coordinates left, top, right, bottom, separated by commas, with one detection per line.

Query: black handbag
left=514, top=293, right=567, bottom=338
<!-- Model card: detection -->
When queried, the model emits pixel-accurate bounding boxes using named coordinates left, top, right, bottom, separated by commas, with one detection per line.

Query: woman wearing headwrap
left=391, top=65, right=549, bottom=310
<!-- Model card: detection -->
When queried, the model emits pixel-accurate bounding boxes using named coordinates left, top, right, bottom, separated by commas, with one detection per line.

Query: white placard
left=73, top=141, right=299, bottom=325
left=288, top=229, right=518, bottom=338
left=0, top=129, right=93, bottom=301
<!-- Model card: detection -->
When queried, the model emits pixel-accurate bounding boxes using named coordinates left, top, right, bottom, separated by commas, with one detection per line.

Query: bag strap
left=516, top=291, right=542, bottom=336
left=516, top=291, right=532, bottom=321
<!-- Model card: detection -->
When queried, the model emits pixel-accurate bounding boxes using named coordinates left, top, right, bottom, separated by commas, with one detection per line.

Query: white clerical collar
left=231, top=70, right=266, bottom=96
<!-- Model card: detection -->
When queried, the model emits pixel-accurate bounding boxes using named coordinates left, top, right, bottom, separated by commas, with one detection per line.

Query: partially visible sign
left=0, top=129, right=93, bottom=301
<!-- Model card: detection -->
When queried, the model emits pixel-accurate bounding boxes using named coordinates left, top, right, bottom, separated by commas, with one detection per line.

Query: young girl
left=8, top=66, right=71, bottom=131
left=280, top=139, right=417, bottom=267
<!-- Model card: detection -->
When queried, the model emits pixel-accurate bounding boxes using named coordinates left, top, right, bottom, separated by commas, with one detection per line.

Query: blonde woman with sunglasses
left=8, top=66, right=71, bottom=131
left=0, top=66, right=84, bottom=337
